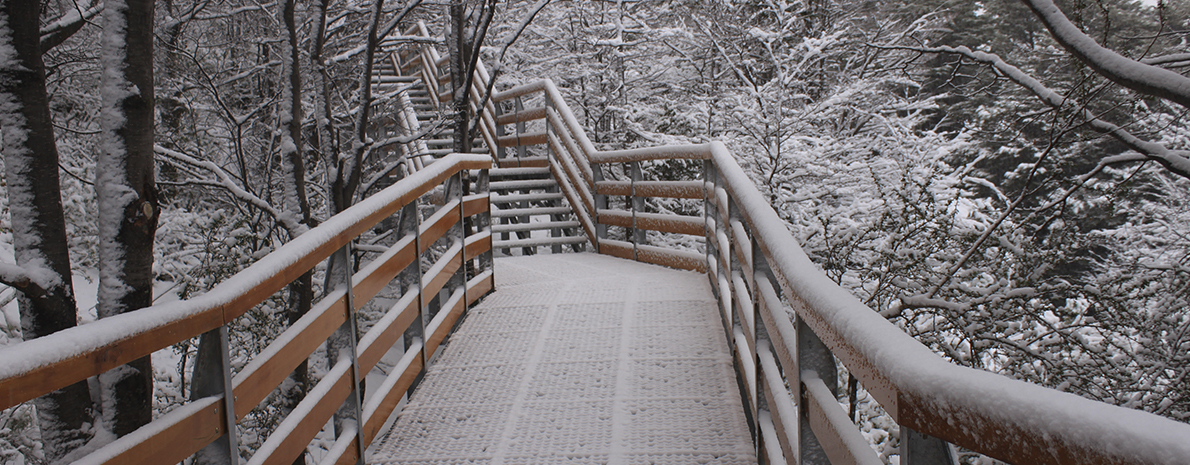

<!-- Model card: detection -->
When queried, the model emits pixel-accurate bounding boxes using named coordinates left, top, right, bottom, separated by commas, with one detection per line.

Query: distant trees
left=495, top=0, right=1188, bottom=435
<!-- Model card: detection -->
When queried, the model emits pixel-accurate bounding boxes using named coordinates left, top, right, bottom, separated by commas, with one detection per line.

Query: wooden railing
left=0, top=154, right=494, bottom=464
left=474, top=75, right=1190, bottom=464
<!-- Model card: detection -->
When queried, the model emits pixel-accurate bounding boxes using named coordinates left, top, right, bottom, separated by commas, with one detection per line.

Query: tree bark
left=96, top=0, right=157, bottom=439
left=449, top=1, right=470, bottom=154
left=0, top=1, right=95, bottom=460
left=279, top=3, right=313, bottom=463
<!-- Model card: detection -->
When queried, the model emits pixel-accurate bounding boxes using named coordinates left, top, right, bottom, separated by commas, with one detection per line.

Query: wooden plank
left=635, top=244, right=707, bottom=273
left=758, top=410, right=788, bottom=465
left=357, top=290, right=419, bottom=375
left=352, top=235, right=417, bottom=308
left=546, top=131, right=596, bottom=211
left=232, top=289, right=348, bottom=419
left=83, top=396, right=224, bottom=465
left=596, top=209, right=704, bottom=236
left=418, top=199, right=462, bottom=254
left=464, top=230, right=492, bottom=261
left=497, top=131, right=548, bottom=147
left=595, top=180, right=706, bottom=199
left=730, top=219, right=753, bottom=287
left=0, top=306, right=223, bottom=410
left=462, top=193, right=489, bottom=217
left=323, top=434, right=360, bottom=465
left=467, top=270, right=495, bottom=304
left=361, top=341, right=424, bottom=444
left=421, top=245, right=463, bottom=305
left=425, top=287, right=467, bottom=358
left=545, top=107, right=595, bottom=176
left=495, top=106, right=546, bottom=125
left=546, top=156, right=599, bottom=244
left=599, top=239, right=634, bottom=260
left=803, top=373, right=883, bottom=465
left=734, top=271, right=756, bottom=352
left=495, top=156, right=549, bottom=168
left=249, top=360, right=353, bottom=465
left=588, top=144, right=713, bottom=164
left=759, top=344, right=799, bottom=462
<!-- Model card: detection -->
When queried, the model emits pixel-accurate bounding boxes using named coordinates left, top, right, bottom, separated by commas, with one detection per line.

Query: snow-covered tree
left=0, top=1, right=95, bottom=460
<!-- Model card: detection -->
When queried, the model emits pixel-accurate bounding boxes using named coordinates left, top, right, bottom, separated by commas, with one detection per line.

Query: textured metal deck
left=370, top=253, right=756, bottom=464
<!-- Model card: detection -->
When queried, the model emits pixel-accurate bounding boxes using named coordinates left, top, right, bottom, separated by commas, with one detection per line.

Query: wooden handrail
left=479, top=75, right=1190, bottom=464
left=2, top=154, right=494, bottom=464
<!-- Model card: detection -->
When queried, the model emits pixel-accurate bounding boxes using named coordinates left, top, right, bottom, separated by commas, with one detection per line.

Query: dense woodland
left=0, top=0, right=1188, bottom=463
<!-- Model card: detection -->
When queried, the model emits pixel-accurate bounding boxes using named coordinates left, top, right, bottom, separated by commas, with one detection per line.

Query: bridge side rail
left=0, top=154, right=494, bottom=464
left=480, top=78, right=1190, bottom=465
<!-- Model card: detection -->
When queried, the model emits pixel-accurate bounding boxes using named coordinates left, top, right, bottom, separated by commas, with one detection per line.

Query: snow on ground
left=371, top=253, right=755, bottom=464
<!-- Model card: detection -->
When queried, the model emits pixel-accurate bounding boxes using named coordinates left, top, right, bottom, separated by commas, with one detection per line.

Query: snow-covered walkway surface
left=371, top=253, right=756, bottom=464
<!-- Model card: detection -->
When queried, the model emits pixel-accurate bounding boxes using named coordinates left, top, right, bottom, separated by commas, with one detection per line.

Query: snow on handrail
left=0, top=155, right=492, bottom=464
left=485, top=75, right=1190, bottom=464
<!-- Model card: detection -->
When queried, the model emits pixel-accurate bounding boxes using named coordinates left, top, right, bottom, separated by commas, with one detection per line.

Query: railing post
left=901, top=427, right=959, bottom=465
left=494, top=102, right=507, bottom=161
left=412, top=195, right=429, bottom=368
left=545, top=96, right=563, bottom=253
left=726, top=193, right=757, bottom=439
left=452, top=170, right=469, bottom=316
left=190, top=326, right=240, bottom=464
left=629, top=161, right=644, bottom=258
left=592, top=162, right=608, bottom=245
left=514, top=96, right=528, bottom=162
left=798, top=310, right=834, bottom=465
left=751, top=234, right=769, bottom=463
left=339, top=240, right=368, bottom=464
left=475, top=167, right=494, bottom=275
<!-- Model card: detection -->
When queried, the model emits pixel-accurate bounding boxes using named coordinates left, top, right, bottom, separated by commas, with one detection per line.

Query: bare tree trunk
left=312, top=0, right=336, bottom=185
left=448, top=0, right=470, bottom=154
left=448, top=0, right=496, bottom=154
left=0, top=1, right=95, bottom=460
left=279, top=3, right=313, bottom=464
left=96, top=0, right=157, bottom=439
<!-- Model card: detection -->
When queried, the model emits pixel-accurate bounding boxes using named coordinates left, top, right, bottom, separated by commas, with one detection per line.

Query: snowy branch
left=39, top=0, right=103, bottom=53
left=1022, top=0, right=1190, bottom=108
left=0, top=263, right=46, bottom=298
left=154, top=145, right=305, bottom=235
left=873, top=44, right=1190, bottom=179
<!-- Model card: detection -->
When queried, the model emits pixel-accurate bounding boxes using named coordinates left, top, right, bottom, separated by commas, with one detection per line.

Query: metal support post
left=798, top=313, right=835, bottom=465
left=901, top=427, right=959, bottom=465
left=190, top=326, right=241, bottom=465
left=339, top=242, right=368, bottom=464
left=592, top=163, right=608, bottom=247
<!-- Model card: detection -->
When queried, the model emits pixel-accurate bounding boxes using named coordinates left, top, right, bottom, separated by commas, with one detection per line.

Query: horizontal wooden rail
left=0, top=154, right=490, bottom=410
left=495, top=106, right=546, bottom=125
left=3, top=153, right=495, bottom=464
left=595, top=180, right=705, bottom=199
left=596, top=209, right=703, bottom=236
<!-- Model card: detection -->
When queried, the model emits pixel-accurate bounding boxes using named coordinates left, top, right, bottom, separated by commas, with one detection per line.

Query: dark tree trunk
left=279, top=3, right=312, bottom=464
left=0, top=1, right=95, bottom=460
left=96, top=0, right=157, bottom=438
left=449, top=1, right=471, bottom=154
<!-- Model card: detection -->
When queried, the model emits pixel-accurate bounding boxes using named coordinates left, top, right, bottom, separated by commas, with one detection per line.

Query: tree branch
left=0, top=263, right=47, bottom=299
left=39, top=0, right=103, bottom=53
left=873, top=43, right=1190, bottom=180
left=1022, top=0, right=1190, bottom=108
left=154, top=145, right=305, bottom=235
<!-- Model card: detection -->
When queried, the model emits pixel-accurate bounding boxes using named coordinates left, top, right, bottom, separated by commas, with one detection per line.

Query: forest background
left=0, top=0, right=1187, bottom=463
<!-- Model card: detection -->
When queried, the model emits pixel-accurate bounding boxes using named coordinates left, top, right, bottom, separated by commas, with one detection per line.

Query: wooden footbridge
left=3, top=21, right=1190, bottom=465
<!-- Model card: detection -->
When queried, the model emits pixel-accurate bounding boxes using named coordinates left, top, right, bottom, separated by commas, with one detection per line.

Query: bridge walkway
left=371, top=253, right=756, bottom=464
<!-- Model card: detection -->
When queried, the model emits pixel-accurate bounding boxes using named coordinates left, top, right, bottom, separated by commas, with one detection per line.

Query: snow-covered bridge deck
left=371, top=253, right=756, bottom=464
